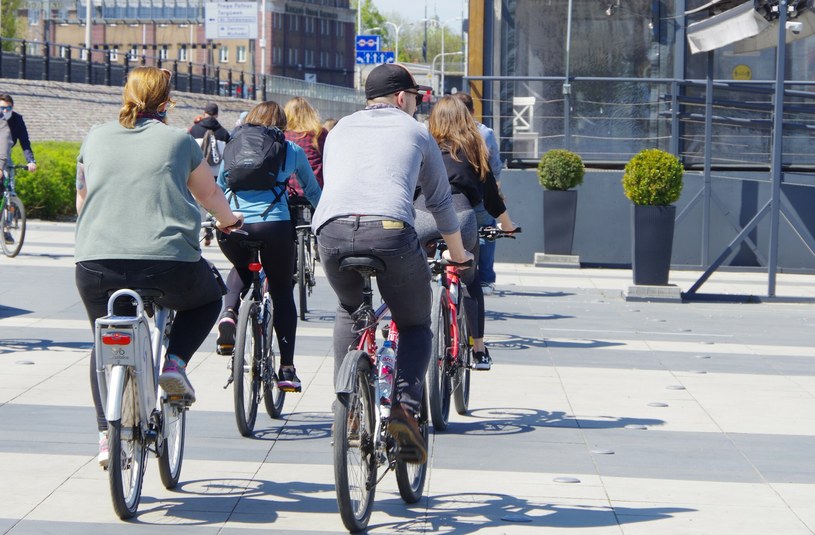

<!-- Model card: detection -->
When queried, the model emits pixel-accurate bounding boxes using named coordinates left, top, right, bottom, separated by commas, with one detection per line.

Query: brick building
left=20, top=0, right=356, bottom=87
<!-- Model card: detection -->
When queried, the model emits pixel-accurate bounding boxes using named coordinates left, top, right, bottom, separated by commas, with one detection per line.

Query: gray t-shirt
left=312, top=106, right=459, bottom=235
left=75, top=118, right=204, bottom=262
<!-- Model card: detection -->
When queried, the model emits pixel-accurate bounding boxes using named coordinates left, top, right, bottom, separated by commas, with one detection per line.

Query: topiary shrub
left=11, top=141, right=81, bottom=219
left=537, top=149, right=585, bottom=191
left=622, top=148, right=684, bottom=206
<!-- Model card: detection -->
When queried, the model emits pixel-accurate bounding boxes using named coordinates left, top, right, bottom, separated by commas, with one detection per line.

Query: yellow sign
left=732, top=64, right=752, bottom=80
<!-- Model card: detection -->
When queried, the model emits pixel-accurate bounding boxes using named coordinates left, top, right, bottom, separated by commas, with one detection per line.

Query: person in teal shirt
left=215, top=100, right=321, bottom=392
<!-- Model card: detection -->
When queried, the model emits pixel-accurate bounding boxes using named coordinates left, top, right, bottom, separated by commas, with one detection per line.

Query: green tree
left=1, top=0, right=23, bottom=52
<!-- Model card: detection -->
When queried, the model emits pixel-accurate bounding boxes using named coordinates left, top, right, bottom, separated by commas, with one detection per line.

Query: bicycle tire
left=157, top=397, right=186, bottom=489
left=427, top=284, right=452, bottom=431
left=395, top=385, right=429, bottom=503
left=1, top=195, right=26, bottom=258
left=233, top=300, right=260, bottom=436
left=453, top=305, right=472, bottom=415
left=261, top=292, right=285, bottom=418
left=108, top=369, right=147, bottom=519
left=297, top=230, right=308, bottom=320
left=334, top=351, right=376, bottom=533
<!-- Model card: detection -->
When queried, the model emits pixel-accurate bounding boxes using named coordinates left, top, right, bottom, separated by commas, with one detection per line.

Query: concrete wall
left=497, top=168, right=815, bottom=271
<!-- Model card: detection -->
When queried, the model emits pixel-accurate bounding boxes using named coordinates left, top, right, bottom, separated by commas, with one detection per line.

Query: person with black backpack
left=215, top=100, right=321, bottom=393
left=190, top=102, right=230, bottom=245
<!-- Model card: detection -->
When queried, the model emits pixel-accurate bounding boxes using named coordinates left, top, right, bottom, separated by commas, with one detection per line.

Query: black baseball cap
left=365, top=63, right=432, bottom=100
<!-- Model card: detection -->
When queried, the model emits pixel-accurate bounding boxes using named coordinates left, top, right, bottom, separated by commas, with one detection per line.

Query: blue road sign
left=355, top=51, right=396, bottom=65
left=355, top=35, right=381, bottom=52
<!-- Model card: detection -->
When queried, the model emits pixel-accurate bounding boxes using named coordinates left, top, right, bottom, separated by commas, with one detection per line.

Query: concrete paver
left=1, top=221, right=814, bottom=534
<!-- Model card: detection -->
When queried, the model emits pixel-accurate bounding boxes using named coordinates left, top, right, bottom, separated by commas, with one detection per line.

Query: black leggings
left=217, top=220, right=298, bottom=366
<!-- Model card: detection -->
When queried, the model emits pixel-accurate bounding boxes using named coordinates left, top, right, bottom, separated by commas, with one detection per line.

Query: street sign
left=205, top=2, right=258, bottom=40
left=355, top=35, right=381, bottom=52
left=355, top=51, right=395, bottom=65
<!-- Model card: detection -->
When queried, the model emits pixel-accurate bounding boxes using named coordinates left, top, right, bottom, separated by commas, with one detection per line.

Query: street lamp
left=384, top=21, right=404, bottom=61
left=431, top=51, right=463, bottom=94
left=423, top=17, right=462, bottom=95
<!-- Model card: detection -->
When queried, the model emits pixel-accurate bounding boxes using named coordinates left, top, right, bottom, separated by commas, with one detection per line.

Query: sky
left=368, top=0, right=466, bottom=34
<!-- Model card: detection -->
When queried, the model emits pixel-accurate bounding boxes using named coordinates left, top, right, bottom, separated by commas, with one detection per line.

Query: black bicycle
left=291, top=201, right=317, bottom=320
left=2, top=164, right=27, bottom=258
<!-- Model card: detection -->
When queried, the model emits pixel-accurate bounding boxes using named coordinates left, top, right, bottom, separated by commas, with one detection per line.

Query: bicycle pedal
left=278, top=385, right=302, bottom=393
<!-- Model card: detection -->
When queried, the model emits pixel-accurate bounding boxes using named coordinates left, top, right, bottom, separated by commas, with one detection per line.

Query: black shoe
left=216, top=311, right=236, bottom=355
left=473, top=348, right=493, bottom=371
left=278, top=366, right=302, bottom=392
left=3, top=231, right=13, bottom=244
left=389, top=403, right=427, bottom=464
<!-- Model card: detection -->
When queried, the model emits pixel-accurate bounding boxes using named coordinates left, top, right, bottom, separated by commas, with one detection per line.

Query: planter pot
left=543, top=190, right=578, bottom=255
left=631, top=204, right=676, bottom=286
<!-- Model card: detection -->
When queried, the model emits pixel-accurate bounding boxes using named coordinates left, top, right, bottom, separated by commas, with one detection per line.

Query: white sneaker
left=481, top=282, right=495, bottom=295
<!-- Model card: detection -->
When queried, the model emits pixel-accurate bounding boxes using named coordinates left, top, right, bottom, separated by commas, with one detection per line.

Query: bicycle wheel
left=261, top=292, right=285, bottom=418
left=427, top=284, right=452, bottom=431
left=453, top=305, right=472, bottom=415
left=157, top=397, right=186, bottom=489
left=1, top=195, right=26, bottom=258
left=297, top=230, right=308, bottom=320
left=233, top=300, right=261, bottom=436
left=334, top=351, right=376, bottom=533
left=108, top=368, right=147, bottom=519
left=395, top=385, right=429, bottom=503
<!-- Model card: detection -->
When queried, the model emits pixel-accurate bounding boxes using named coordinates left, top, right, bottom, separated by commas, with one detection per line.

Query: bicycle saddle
left=339, top=255, right=386, bottom=274
left=106, top=288, right=164, bottom=299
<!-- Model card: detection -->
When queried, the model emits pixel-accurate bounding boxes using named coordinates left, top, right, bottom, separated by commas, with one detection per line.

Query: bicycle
left=332, top=255, right=429, bottom=533
left=426, top=226, right=521, bottom=431
left=290, top=201, right=317, bottom=320
left=217, top=231, right=288, bottom=436
left=1, top=164, right=27, bottom=258
left=94, top=289, right=190, bottom=519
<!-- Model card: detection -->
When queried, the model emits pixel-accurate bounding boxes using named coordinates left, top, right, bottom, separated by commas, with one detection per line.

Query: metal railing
left=1, top=36, right=362, bottom=106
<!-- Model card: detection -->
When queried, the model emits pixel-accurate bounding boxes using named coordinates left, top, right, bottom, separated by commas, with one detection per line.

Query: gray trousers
left=317, top=217, right=432, bottom=414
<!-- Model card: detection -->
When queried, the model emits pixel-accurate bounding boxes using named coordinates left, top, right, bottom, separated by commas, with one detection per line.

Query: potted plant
left=622, top=148, right=684, bottom=286
left=537, top=149, right=584, bottom=256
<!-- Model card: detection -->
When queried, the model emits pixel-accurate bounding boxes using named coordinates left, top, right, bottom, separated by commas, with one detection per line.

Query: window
left=80, top=48, right=88, bottom=61
left=273, top=12, right=283, bottom=29
left=273, top=46, right=282, bottom=65
left=289, top=15, right=298, bottom=31
left=110, top=47, right=119, bottom=61
left=305, top=16, right=314, bottom=33
left=321, top=19, right=329, bottom=35
left=305, top=49, right=314, bottom=67
left=237, top=45, right=247, bottom=63
left=288, top=48, right=298, bottom=65
left=179, top=45, right=188, bottom=62
left=320, top=51, right=328, bottom=68
left=29, top=9, right=39, bottom=25
left=336, top=20, right=344, bottom=37
left=159, top=46, right=168, bottom=60
left=336, top=52, right=344, bottom=69
left=219, top=46, right=229, bottom=63
left=129, top=47, right=138, bottom=61
left=59, top=46, right=69, bottom=58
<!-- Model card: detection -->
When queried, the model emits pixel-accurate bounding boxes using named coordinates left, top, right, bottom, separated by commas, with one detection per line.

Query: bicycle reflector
left=102, top=332, right=132, bottom=345
left=248, top=262, right=262, bottom=272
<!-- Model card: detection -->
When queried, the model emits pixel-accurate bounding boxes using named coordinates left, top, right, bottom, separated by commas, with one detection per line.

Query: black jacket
left=189, top=116, right=230, bottom=142
left=7, top=111, right=35, bottom=164
left=443, top=149, right=506, bottom=218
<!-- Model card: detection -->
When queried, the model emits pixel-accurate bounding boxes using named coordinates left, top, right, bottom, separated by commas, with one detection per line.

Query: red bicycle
left=426, top=226, right=520, bottom=431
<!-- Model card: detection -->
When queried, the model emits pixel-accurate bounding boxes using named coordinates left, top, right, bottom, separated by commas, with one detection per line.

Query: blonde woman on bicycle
left=74, top=66, right=243, bottom=466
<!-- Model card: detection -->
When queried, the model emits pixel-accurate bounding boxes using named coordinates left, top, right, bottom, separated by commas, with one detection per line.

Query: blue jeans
left=474, top=204, right=496, bottom=284
left=317, top=217, right=432, bottom=414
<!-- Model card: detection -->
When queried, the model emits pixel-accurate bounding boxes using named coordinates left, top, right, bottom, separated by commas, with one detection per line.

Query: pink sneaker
left=159, top=359, right=196, bottom=402
left=98, top=431, right=109, bottom=469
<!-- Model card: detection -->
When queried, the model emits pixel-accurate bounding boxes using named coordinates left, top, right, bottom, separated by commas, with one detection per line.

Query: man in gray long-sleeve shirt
left=314, top=63, right=472, bottom=465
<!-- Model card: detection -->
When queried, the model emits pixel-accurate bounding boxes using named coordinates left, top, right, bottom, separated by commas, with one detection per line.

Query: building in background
left=18, top=0, right=356, bottom=87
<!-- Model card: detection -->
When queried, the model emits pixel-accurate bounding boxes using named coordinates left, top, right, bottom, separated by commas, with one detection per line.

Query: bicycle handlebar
left=202, top=217, right=248, bottom=235
left=479, top=226, right=522, bottom=241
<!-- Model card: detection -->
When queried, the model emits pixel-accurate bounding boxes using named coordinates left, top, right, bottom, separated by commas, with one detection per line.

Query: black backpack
left=223, top=124, right=288, bottom=195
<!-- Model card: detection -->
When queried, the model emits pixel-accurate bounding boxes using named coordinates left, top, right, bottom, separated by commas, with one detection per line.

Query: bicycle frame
left=430, top=246, right=466, bottom=368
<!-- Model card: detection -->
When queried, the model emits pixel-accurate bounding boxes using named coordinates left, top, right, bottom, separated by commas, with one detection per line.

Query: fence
left=470, top=75, right=815, bottom=170
left=0, top=36, right=362, bottom=118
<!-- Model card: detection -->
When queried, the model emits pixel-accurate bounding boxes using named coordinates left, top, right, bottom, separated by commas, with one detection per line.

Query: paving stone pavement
left=1, top=221, right=815, bottom=534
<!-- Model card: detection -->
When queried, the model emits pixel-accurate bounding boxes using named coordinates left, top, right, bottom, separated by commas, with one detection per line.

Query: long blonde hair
left=245, top=100, right=287, bottom=130
left=284, top=97, right=323, bottom=149
left=428, top=95, right=490, bottom=181
left=118, top=67, right=172, bottom=128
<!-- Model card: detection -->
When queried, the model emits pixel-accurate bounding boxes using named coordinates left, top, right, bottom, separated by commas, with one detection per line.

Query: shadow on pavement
left=446, top=407, right=664, bottom=434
